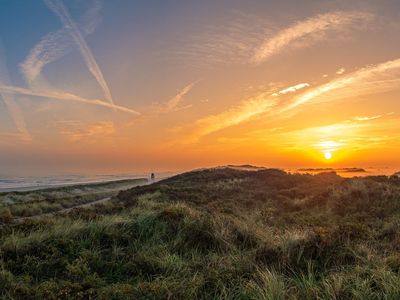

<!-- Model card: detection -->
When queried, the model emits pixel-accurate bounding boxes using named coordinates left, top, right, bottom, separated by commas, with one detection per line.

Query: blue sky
left=1, top=0, right=400, bottom=175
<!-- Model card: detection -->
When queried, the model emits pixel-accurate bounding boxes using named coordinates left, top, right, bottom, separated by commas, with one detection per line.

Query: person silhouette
left=150, top=173, right=155, bottom=180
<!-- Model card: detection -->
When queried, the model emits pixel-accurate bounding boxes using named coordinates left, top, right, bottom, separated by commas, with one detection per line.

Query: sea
left=0, top=172, right=174, bottom=192
left=0, top=167, right=398, bottom=192
left=286, top=167, right=399, bottom=178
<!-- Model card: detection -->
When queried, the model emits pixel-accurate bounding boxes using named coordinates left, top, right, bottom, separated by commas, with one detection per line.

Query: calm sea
left=0, top=173, right=173, bottom=192
left=1, top=167, right=398, bottom=192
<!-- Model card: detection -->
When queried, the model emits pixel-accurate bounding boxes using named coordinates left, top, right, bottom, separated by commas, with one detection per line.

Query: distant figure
left=151, top=173, right=155, bottom=181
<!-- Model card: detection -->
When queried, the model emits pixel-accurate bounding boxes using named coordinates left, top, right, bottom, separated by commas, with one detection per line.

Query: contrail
left=164, top=80, right=199, bottom=112
left=20, top=0, right=101, bottom=85
left=0, top=95, right=31, bottom=141
left=0, top=84, right=140, bottom=115
left=0, top=44, right=31, bottom=141
left=44, top=0, right=114, bottom=105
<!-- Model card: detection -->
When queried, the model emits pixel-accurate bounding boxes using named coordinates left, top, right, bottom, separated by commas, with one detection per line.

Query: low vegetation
left=1, top=168, right=400, bottom=299
left=0, top=178, right=147, bottom=220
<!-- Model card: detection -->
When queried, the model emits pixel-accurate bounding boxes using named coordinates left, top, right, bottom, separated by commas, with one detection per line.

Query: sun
left=324, top=151, right=332, bottom=160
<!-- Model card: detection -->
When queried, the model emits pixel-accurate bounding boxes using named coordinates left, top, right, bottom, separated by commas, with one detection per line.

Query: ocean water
left=286, top=167, right=399, bottom=178
left=1, top=167, right=398, bottom=192
left=0, top=173, right=171, bottom=192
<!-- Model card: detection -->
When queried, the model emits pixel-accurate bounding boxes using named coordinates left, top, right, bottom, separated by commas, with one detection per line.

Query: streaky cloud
left=353, top=115, right=383, bottom=121
left=172, top=11, right=274, bottom=68
left=283, top=58, right=400, bottom=112
left=20, top=0, right=101, bottom=85
left=178, top=55, right=400, bottom=143
left=0, top=44, right=31, bottom=141
left=272, top=83, right=310, bottom=96
left=0, top=84, right=140, bottom=115
left=58, top=121, right=115, bottom=142
left=180, top=81, right=311, bottom=142
left=182, top=92, right=279, bottom=143
left=252, top=11, right=374, bottom=64
left=164, top=81, right=199, bottom=113
left=144, top=80, right=199, bottom=116
left=44, top=0, right=114, bottom=105
left=20, top=29, right=72, bottom=85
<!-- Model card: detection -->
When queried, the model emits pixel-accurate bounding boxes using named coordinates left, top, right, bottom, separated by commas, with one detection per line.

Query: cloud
left=0, top=98, right=31, bottom=141
left=182, top=92, right=279, bottom=142
left=57, top=121, right=115, bottom=142
left=165, top=81, right=197, bottom=112
left=353, top=115, right=382, bottom=121
left=272, top=83, right=310, bottom=96
left=149, top=81, right=198, bottom=114
left=180, top=81, right=312, bottom=142
left=177, top=56, right=400, bottom=144
left=171, top=11, right=274, bottom=68
left=211, top=115, right=400, bottom=155
left=0, top=84, right=140, bottom=115
left=44, top=0, right=114, bottom=105
left=274, top=117, right=400, bottom=152
left=252, top=11, right=374, bottom=64
left=282, top=58, right=400, bottom=113
left=0, top=44, right=31, bottom=141
left=336, top=67, right=346, bottom=75
left=20, top=0, right=101, bottom=85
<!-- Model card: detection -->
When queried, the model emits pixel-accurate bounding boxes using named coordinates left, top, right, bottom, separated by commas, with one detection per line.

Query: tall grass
left=1, top=168, right=400, bottom=299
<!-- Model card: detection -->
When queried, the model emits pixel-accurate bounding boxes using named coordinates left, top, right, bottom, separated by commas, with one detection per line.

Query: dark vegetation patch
left=1, top=168, right=400, bottom=298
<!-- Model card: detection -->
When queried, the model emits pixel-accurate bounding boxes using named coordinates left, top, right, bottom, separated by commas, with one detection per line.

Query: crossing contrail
left=20, top=1, right=101, bottom=85
left=44, top=0, right=114, bottom=105
left=0, top=44, right=31, bottom=141
left=0, top=84, right=140, bottom=115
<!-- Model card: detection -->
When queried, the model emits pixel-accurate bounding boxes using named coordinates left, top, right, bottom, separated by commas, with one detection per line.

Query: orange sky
left=1, top=0, right=400, bottom=175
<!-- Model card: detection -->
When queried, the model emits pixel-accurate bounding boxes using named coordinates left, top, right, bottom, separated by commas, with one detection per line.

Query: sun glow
left=324, top=151, right=332, bottom=160
left=317, top=140, right=341, bottom=162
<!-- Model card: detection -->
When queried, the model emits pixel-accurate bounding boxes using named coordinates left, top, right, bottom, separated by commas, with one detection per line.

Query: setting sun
left=0, top=0, right=400, bottom=175
left=324, top=151, right=332, bottom=160
left=1, top=1, right=400, bottom=298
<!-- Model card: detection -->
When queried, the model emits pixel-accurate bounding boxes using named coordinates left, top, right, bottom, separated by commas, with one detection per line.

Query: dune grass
left=0, top=178, right=147, bottom=220
left=0, top=168, right=400, bottom=299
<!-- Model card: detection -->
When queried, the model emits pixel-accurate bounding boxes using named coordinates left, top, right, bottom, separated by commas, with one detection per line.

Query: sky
left=1, top=0, right=400, bottom=175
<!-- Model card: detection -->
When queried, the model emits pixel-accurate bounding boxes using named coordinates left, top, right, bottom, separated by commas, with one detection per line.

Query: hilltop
left=1, top=168, right=400, bottom=299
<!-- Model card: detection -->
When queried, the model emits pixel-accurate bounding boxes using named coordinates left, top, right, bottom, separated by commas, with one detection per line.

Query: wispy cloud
left=177, top=56, right=400, bottom=143
left=0, top=84, right=140, bottom=115
left=149, top=81, right=198, bottom=114
left=180, top=82, right=312, bottom=142
left=252, top=11, right=374, bottom=64
left=44, top=0, right=114, bottom=105
left=171, top=11, right=274, bottom=68
left=283, top=58, right=400, bottom=112
left=218, top=114, right=400, bottom=154
left=271, top=116, right=400, bottom=153
left=0, top=98, right=31, bottom=141
left=0, top=44, right=31, bottom=141
left=56, top=121, right=115, bottom=142
left=165, top=81, right=197, bottom=112
left=272, top=83, right=310, bottom=96
left=180, top=92, right=278, bottom=143
left=336, top=67, right=346, bottom=75
left=20, top=0, right=101, bottom=85
left=353, top=115, right=382, bottom=121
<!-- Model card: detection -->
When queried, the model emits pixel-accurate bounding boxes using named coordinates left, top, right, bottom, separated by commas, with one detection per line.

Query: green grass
left=0, top=178, right=147, bottom=219
left=0, top=168, right=400, bottom=299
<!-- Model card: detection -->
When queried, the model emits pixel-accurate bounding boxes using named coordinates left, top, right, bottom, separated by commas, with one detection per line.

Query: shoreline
left=0, top=177, right=149, bottom=193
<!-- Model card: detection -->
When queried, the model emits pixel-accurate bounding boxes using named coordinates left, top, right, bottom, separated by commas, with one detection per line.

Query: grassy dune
left=1, top=168, right=400, bottom=299
left=0, top=178, right=147, bottom=220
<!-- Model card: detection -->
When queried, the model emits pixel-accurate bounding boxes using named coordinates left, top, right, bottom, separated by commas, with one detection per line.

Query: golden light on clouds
left=317, top=141, right=341, bottom=162
left=1, top=1, right=400, bottom=174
